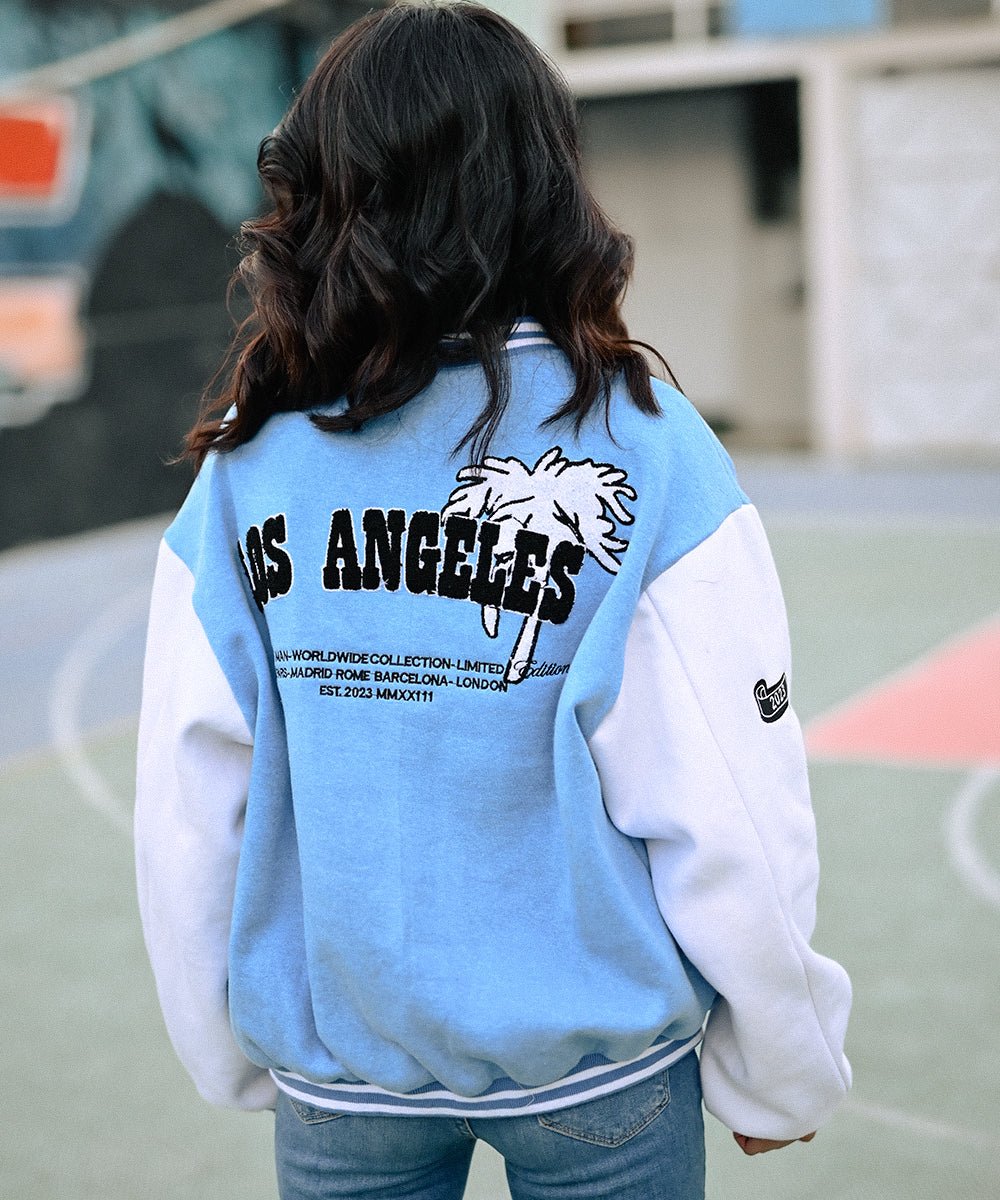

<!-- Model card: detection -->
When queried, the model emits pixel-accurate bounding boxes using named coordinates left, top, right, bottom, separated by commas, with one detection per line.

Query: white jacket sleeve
left=135, top=539, right=277, bottom=1110
left=589, top=504, right=851, bottom=1141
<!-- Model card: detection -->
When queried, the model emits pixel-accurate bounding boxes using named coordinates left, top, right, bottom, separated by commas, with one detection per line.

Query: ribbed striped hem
left=440, top=318, right=556, bottom=355
left=270, top=1031, right=702, bottom=1118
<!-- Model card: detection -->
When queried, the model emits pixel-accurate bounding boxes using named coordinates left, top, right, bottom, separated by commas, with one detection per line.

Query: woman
left=135, top=5, right=851, bottom=1198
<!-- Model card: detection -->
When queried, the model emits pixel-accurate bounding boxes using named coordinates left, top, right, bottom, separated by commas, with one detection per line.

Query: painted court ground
left=2, top=457, right=999, bottom=1198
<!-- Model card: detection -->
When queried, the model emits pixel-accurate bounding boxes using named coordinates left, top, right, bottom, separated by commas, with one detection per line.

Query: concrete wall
left=852, top=66, right=1000, bottom=452
left=579, top=89, right=808, bottom=446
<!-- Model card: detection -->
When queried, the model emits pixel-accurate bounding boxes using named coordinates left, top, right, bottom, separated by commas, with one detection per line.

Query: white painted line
left=0, top=714, right=137, bottom=775
left=945, top=767, right=1000, bottom=912
left=48, top=586, right=149, bottom=835
left=0, top=0, right=293, bottom=98
left=845, top=1097, right=999, bottom=1152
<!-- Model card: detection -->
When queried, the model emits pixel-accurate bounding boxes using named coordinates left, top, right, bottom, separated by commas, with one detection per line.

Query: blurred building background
left=1, top=0, right=998, bottom=550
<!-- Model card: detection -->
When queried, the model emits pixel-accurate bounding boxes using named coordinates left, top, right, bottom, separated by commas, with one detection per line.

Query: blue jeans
left=274, top=1050, right=705, bottom=1200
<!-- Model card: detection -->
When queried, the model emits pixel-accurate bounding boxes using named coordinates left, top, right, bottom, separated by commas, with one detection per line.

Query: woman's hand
left=733, top=1131, right=816, bottom=1155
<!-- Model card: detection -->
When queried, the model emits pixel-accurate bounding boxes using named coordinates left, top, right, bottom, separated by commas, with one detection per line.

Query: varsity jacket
left=135, top=319, right=852, bottom=1140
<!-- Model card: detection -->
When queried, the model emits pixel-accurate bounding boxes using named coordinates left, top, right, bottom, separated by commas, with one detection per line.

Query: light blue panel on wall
left=732, top=0, right=887, bottom=36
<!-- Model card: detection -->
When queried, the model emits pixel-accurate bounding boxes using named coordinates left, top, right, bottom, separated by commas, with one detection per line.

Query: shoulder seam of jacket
left=644, top=499, right=752, bottom=590
left=158, top=537, right=254, bottom=745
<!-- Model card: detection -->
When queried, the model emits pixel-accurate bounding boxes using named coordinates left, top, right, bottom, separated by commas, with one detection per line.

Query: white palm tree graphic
left=442, top=446, right=636, bottom=684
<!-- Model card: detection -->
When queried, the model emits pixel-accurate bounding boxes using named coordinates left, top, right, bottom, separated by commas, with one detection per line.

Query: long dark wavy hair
left=185, top=1, right=677, bottom=468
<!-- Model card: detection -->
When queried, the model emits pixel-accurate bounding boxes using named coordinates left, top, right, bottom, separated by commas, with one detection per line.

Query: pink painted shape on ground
left=806, top=618, right=1000, bottom=768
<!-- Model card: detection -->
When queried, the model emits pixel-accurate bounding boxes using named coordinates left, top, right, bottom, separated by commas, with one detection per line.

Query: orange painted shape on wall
left=0, top=100, right=74, bottom=200
left=0, top=114, right=61, bottom=191
left=0, top=276, right=86, bottom=385
left=806, top=619, right=1000, bottom=768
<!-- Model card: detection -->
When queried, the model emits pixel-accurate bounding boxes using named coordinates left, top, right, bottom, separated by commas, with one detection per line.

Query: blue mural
left=0, top=2, right=361, bottom=548
left=0, top=2, right=303, bottom=271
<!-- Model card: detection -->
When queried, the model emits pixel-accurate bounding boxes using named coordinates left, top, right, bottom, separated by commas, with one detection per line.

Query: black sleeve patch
left=754, top=674, right=789, bottom=723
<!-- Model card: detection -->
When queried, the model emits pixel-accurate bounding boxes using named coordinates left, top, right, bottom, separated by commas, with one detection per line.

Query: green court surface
left=3, top=517, right=999, bottom=1198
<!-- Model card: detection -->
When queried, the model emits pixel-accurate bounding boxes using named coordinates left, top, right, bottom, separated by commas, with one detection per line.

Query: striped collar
left=503, top=318, right=555, bottom=351
left=440, top=318, right=555, bottom=353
